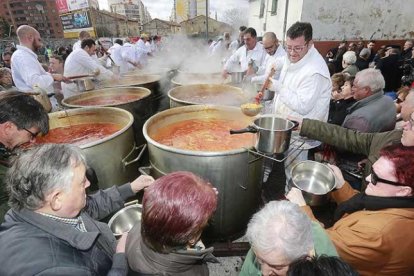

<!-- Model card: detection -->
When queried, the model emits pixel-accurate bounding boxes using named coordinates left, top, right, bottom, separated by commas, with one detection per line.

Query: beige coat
left=303, top=183, right=414, bottom=276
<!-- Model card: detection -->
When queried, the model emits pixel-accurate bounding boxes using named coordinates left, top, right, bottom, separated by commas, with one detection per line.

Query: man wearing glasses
left=0, top=91, right=49, bottom=221
left=251, top=32, right=286, bottom=83
left=268, top=22, right=331, bottom=121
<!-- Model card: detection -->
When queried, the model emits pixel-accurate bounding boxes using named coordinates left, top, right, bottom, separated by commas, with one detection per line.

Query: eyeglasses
left=395, top=98, right=403, bottom=104
left=284, top=43, right=308, bottom=53
left=23, top=128, right=39, bottom=139
left=256, top=256, right=290, bottom=271
left=264, top=44, right=276, bottom=50
left=370, top=169, right=406, bottom=186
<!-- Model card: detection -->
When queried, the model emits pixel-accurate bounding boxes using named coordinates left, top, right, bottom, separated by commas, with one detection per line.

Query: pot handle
left=122, top=144, right=147, bottom=167
left=290, top=120, right=300, bottom=130
left=229, top=125, right=258, bottom=135
left=138, top=165, right=152, bottom=176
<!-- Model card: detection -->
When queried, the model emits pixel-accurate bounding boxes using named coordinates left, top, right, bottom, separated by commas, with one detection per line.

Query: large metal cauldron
left=102, top=74, right=169, bottom=113
left=143, top=105, right=263, bottom=241
left=48, top=107, right=141, bottom=189
left=61, top=87, right=152, bottom=147
left=168, top=84, right=249, bottom=108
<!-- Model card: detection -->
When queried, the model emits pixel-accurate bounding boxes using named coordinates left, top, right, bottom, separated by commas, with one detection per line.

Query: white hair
left=355, top=68, right=385, bottom=93
left=343, top=51, right=357, bottom=65
left=245, top=201, right=314, bottom=262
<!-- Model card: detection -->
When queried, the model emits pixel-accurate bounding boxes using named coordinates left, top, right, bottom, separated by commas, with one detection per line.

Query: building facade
left=0, top=0, right=64, bottom=38
left=180, top=15, right=233, bottom=38
left=108, top=0, right=151, bottom=28
left=248, top=0, right=414, bottom=54
left=141, top=18, right=180, bottom=36
left=172, top=0, right=210, bottom=23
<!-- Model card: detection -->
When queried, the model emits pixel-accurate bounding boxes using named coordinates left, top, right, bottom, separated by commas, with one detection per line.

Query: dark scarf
left=334, top=193, right=414, bottom=222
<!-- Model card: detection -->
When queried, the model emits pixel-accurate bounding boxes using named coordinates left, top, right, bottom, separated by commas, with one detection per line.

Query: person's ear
left=396, top=186, right=412, bottom=197
left=4, top=121, right=17, bottom=135
left=49, top=190, right=64, bottom=211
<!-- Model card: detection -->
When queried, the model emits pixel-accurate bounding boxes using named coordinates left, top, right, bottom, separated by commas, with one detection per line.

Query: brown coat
left=303, top=183, right=414, bottom=276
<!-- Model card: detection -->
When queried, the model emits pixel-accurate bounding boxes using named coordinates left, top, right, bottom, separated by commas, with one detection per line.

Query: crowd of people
left=0, top=20, right=413, bottom=276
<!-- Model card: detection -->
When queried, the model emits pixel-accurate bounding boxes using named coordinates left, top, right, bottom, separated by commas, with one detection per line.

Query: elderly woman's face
left=57, top=163, right=90, bottom=218
left=255, top=249, right=290, bottom=276
left=365, top=157, right=407, bottom=197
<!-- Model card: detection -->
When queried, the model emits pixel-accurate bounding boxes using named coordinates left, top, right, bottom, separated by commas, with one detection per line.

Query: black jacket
left=376, top=54, right=403, bottom=92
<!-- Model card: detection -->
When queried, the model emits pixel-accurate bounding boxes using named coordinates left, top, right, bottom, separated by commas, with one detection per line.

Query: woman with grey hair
left=342, top=51, right=359, bottom=76
left=240, top=201, right=337, bottom=276
left=0, top=143, right=154, bottom=276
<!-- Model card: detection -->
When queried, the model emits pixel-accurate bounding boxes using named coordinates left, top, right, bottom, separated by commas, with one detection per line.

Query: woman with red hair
left=126, top=171, right=218, bottom=275
left=287, top=144, right=414, bottom=275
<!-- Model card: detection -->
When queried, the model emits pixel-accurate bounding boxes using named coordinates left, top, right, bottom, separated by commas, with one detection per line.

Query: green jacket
left=300, top=118, right=402, bottom=189
left=240, top=222, right=338, bottom=276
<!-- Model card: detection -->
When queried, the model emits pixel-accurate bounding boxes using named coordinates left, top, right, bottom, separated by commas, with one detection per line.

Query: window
left=259, top=0, right=265, bottom=18
left=271, top=0, right=278, bottom=14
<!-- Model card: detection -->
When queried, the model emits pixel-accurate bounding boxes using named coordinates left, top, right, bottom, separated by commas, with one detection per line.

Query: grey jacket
left=300, top=118, right=402, bottom=189
left=126, top=223, right=218, bottom=276
left=0, top=183, right=135, bottom=276
left=342, top=92, right=396, bottom=133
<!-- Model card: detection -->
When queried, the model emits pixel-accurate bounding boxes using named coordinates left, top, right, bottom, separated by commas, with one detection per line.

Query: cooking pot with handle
left=230, top=115, right=299, bottom=154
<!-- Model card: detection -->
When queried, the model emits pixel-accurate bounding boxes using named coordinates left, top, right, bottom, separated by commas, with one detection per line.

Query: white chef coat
left=223, top=42, right=267, bottom=73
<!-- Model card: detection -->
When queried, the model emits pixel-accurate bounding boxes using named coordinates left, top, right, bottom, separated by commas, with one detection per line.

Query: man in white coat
left=11, top=25, right=66, bottom=111
left=222, top=27, right=266, bottom=78
left=62, top=39, right=114, bottom=98
left=269, top=22, right=331, bottom=121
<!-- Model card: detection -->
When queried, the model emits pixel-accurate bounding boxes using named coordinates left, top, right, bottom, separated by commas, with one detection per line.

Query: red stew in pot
left=35, top=123, right=121, bottom=146
left=152, top=119, right=254, bottom=151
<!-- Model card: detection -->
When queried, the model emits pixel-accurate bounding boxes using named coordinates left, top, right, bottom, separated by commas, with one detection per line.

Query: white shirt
left=252, top=45, right=287, bottom=83
left=121, top=43, right=139, bottom=71
left=72, top=40, right=81, bottom=51
left=224, top=42, right=267, bottom=72
left=62, top=48, right=113, bottom=98
left=229, top=40, right=239, bottom=54
left=269, top=45, right=331, bottom=121
left=108, top=43, right=128, bottom=74
left=11, top=45, right=54, bottom=94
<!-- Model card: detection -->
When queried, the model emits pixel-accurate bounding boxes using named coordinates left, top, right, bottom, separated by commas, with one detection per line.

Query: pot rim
left=103, top=74, right=162, bottom=88
left=48, top=107, right=134, bottom=149
left=61, top=87, right=151, bottom=108
left=143, top=105, right=255, bottom=157
left=290, top=160, right=336, bottom=195
left=253, top=115, right=297, bottom=131
left=167, top=84, right=245, bottom=106
left=108, top=203, right=142, bottom=236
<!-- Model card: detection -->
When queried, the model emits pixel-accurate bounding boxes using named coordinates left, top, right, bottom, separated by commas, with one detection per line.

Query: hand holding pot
left=116, top=233, right=128, bottom=253
left=130, top=175, right=155, bottom=193
left=286, top=187, right=307, bottom=207
left=327, top=164, right=345, bottom=189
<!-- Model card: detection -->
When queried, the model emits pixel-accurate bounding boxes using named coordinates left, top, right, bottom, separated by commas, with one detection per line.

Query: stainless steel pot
left=73, top=77, right=95, bottom=92
left=47, top=107, right=143, bottom=189
left=143, top=105, right=263, bottom=241
left=61, top=87, right=152, bottom=147
left=230, top=72, right=245, bottom=84
left=108, top=201, right=142, bottom=237
left=290, top=161, right=336, bottom=206
left=168, top=84, right=248, bottom=108
left=230, top=115, right=299, bottom=154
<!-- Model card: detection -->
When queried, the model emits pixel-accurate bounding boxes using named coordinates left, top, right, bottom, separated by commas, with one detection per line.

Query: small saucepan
left=230, top=115, right=298, bottom=154
left=72, top=77, right=95, bottom=92
left=289, top=161, right=336, bottom=206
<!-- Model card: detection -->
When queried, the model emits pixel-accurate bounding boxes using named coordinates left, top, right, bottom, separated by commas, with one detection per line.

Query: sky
left=97, top=0, right=248, bottom=21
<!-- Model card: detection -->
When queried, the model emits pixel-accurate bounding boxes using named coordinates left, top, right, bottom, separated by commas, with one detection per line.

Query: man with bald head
left=11, top=25, right=66, bottom=110
left=252, top=32, right=286, bottom=83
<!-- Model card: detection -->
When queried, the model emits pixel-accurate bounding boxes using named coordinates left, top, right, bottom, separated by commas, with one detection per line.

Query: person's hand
left=331, top=90, right=342, bottom=100
left=285, top=187, right=307, bottom=207
left=222, top=69, right=229, bottom=79
left=130, top=175, right=155, bottom=193
left=92, top=68, right=100, bottom=76
left=116, top=233, right=128, bottom=253
left=327, top=164, right=345, bottom=189
left=52, top=74, right=65, bottom=82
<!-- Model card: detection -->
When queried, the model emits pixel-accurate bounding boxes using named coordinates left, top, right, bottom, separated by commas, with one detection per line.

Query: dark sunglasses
left=370, top=169, right=406, bottom=186
left=395, top=98, right=403, bottom=104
